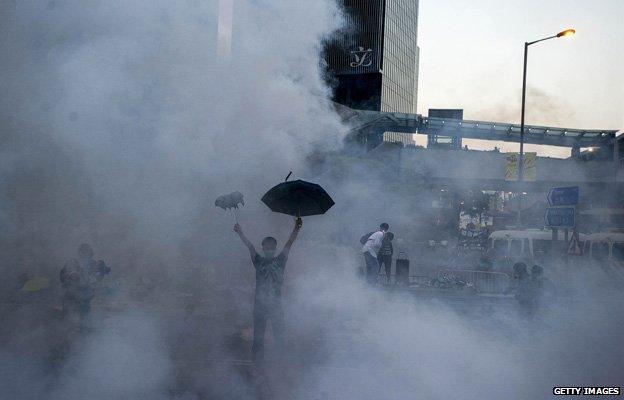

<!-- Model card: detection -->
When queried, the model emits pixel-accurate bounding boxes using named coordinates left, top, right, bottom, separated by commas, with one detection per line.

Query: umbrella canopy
left=261, top=180, right=334, bottom=217
left=215, top=191, right=244, bottom=210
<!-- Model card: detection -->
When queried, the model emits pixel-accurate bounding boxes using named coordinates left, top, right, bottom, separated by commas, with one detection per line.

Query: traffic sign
left=547, top=186, right=579, bottom=207
left=545, top=206, right=575, bottom=228
left=568, top=230, right=583, bottom=255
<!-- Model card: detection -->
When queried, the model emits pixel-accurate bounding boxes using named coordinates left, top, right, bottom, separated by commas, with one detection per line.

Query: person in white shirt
left=362, top=223, right=389, bottom=284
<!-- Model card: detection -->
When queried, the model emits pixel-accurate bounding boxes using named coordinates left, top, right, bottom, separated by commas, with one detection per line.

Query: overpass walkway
left=342, top=108, right=617, bottom=149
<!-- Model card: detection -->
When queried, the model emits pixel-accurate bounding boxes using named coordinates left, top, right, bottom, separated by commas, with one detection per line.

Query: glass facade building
left=323, top=0, right=420, bottom=114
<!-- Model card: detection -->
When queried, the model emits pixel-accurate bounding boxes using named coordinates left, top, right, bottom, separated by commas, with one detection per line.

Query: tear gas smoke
left=0, top=1, right=622, bottom=400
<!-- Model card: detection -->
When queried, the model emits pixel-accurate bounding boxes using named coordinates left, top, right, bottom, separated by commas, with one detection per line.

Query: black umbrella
left=261, top=179, right=334, bottom=217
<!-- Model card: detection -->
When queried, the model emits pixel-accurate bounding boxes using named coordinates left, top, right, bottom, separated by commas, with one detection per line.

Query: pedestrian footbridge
left=343, top=108, right=617, bottom=149
left=337, top=106, right=622, bottom=192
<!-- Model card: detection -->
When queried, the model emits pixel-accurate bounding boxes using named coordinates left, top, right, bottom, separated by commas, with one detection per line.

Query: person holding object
left=361, top=223, right=389, bottom=284
left=234, top=217, right=302, bottom=362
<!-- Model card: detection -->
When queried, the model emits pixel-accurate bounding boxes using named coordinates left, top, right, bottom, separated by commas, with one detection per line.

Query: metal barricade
left=407, top=275, right=431, bottom=286
left=438, top=270, right=510, bottom=294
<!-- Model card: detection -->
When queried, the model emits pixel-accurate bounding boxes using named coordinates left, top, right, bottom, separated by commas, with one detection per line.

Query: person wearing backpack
left=361, top=223, right=389, bottom=284
left=377, top=232, right=394, bottom=284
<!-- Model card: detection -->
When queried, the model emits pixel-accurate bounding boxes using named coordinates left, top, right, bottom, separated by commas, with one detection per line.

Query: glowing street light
left=517, top=28, right=575, bottom=226
left=557, top=28, right=576, bottom=38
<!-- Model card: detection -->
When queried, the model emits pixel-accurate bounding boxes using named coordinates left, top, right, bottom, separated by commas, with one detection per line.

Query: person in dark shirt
left=59, top=243, right=111, bottom=319
left=377, top=232, right=394, bottom=283
left=234, top=217, right=302, bottom=361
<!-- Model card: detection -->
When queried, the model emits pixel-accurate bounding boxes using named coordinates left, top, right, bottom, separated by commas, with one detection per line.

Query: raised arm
left=282, top=217, right=302, bottom=256
left=234, top=223, right=257, bottom=259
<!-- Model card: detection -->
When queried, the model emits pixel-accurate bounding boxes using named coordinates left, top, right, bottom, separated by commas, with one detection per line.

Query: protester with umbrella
left=233, top=174, right=333, bottom=363
left=234, top=218, right=301, bottom=362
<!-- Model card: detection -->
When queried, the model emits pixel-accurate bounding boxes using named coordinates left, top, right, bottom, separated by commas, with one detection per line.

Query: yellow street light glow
left=557, top=28, right=576, bottom=38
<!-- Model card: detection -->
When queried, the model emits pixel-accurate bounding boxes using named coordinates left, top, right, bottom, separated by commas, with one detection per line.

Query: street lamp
left=517, top=28, right=575, bottom=226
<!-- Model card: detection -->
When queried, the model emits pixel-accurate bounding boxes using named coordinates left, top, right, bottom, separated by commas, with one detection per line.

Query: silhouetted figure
left=530, top=264, right=557, bottom=310
left=59, top=243, right=110, bottom=320
left=361, top=223, right=389, bottom=284
left=506, top=262, right=534, bottom=317
left=377, top=232, right=394, bottom=283
left=234, top=218, right=301, bottom=362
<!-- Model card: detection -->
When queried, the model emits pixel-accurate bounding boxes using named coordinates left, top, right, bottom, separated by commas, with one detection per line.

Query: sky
left=415, top=0, right=624, bottom=157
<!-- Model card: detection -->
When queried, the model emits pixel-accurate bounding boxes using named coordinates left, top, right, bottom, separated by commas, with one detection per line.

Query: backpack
left=360, top=231, right=374, bottom=245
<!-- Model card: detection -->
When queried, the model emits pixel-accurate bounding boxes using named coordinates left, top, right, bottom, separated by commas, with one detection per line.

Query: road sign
left=568, top=230, right=583, bottom=255
left=547, top=186, right=579, bottom=207
left=545, top=206, right=575, bottom=228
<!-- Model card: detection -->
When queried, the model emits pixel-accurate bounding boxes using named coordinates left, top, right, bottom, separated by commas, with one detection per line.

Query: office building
left=323, top=0, right=420, bottom=114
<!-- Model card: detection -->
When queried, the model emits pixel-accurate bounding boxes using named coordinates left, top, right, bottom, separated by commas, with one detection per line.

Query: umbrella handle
left=233, top=208, right=239, bottom=223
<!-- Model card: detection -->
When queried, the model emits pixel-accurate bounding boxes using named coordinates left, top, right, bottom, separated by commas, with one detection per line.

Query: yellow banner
left=505, top=152, right=536, bottom=181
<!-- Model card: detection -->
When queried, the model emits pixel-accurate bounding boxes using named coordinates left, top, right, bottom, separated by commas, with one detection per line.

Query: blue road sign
left=545, top=206, right=575, bottom=228
left=547, top=186, right=579, bottom=207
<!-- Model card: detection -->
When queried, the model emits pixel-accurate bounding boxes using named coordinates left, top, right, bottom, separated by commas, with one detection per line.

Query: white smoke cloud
left=0, top=0, right=343, bottom=398
left=1, top=1, right=622, bottom=400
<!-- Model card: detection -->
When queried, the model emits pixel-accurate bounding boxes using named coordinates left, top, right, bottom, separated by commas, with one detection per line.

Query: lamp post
left=517, top=28, right=575, bottom=226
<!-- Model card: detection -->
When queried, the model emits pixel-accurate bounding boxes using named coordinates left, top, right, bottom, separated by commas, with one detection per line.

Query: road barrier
left=438, top=269, right=510, bottom=294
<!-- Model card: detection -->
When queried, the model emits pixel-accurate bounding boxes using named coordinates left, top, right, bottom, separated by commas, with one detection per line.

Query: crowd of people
left=358, top=222, right=557, bottom=319
left=52, top=219, right=556, bottom=365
